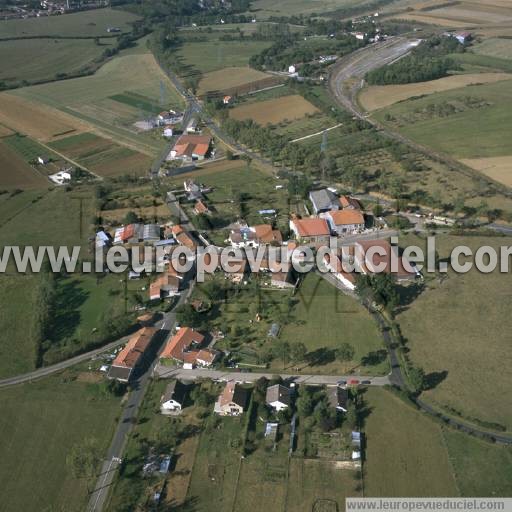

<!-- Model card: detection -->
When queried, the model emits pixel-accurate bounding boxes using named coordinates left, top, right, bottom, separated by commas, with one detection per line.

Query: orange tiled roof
left=161, top=327, right=205, bottom=361
left=113, top=327, right=156, bottom=369
left=328, top=210, right=365, bottom=226
left=292, top=218, right=330, bottom=237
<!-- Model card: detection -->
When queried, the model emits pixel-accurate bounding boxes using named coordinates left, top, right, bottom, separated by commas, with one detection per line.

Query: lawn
left=473, top=38, right=512, bottom=61
left=198, top=66, right=274, bottom=96
left=0, top=371, right=121, bottom=512
left=363, top=388, right=458, bottom=496
left=374, top=78, right=512, bottom=159
left=0, top=37, right=116, bottom=87
left=0, top=7, right=140, bottom=38
left=248, top=0, right=364, bottom=17
left=443, top=431, right=512, bottom=497
left=397, top=234, right=512, bottom=430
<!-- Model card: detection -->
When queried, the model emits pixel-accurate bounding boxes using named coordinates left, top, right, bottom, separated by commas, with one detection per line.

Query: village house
left=323, top=210, right=365, bottom=236
left=289, top=217, right=331, bottom=244
left=214, top=381, right=248, bottom=416
left=160, top=380, right=187, bottom=415
left=171, top=225, right=198, bottom=251
left=149, top=269, right=182, bottom=300
left=309, top=189, right=340, bottom=214
left=355, top=239, right=419, bottom=282
left=266, top=384, right=291, bottom=412
left=160, top=327, right=219, bottom=369
left=113, top=223, right=162, bottom=245
left=169, top=134, right=211, bottom=162
left=108, top=327, right=157, bottom=382
left=327, top=385, right=349, bottom=413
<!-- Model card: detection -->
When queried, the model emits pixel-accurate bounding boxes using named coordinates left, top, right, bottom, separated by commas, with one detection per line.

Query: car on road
left=361, top=380, right=371, bottom=385
left=348, top=379, right=360, bottom=385
left=337, top=379, right=347, bottom=385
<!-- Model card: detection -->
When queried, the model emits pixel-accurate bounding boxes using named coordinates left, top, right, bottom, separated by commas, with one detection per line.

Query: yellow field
left=0, top=94, right=86, bottom=142
left=389, top=0, right=512, bottom=26
left=461, top=155, right=512, bottom=186
left=360, top=73, right=511, bottom=111
left=197, top=66, right=270, bottom=94
left=230, top=94, right=319, bottom=125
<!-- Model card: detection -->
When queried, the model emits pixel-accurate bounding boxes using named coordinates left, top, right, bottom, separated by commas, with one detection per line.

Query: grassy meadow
left=0, top=37, right=116, bottom=87
left=0, top=371, right=121, bottom=512
left=0, top=8, right=140, bottom=38
left=397, top=234, right=512, bottom=430
left=374, top=78, right=512, bottom=160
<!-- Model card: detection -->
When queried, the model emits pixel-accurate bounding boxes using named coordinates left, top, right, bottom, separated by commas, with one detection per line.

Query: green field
left=375, top=78, right=512, bottom=159
left=473, top=38, right=512, bottom=61
left=397, top=234, right=512, bottom=430
left=364, top=388, right=459, bottom=496
left=0, top=8, right=140, bottom=38
left=13, top=48, right=184, bottom=156
left=176, top=39, right=272, bottom=75
left=0, top=371, right=121, bottom=512
left=0, top=37, right=115, bottom=87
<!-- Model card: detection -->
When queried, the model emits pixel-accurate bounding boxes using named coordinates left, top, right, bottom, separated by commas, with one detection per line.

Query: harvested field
left=230, top=94, right=319, bottom=125
left=460, top=155, right=512, bottom=186
left=360, top=73, right=510, bottom=111
left=0, top=142, right=47, bottom=189
left=390, top=13, right=478, bottom=27
left=0, top=93, right=86, bottom=142
left=197, top=67, right=271, bottom=95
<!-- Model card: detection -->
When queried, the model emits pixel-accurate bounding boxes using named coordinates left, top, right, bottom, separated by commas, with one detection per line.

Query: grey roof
left=162, top=380, right=186, bottom=405
left=266, top=384, right=291, bottom=406
left=231, top=384, right=248, bottom=408
left=268, top=323, right=280, bottom=338
left=108, top=365, right=133, bottom=382
left=327, top=386, right=349, bottom=410
left=309, top=189, right=339, bottom=213
left=143, top=224, right=161, bottom=241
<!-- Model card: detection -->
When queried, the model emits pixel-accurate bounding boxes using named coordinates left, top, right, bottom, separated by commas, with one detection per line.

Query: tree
left=336, top=342, right=355, bottom=362
left=290, top=342, right=307, bottom=362
left=408, top=366, right=426, bottom=394
left=124, top=210, right=139, bottom=224
left=296, top=387, right=314, bottom=416
left=272, top=339, right=290, bottom=369
left=175, top=304, right=202, bottom=328
left=66, top=438, right=101, bottom=492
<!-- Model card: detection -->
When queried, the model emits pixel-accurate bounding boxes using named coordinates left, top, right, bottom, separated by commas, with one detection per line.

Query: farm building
left=309, top=189, right=340, bottom=214
left=108, top=327, right=157, bottom=382
left=214, top=381, right=248, bottom=416
left=169, top=135, right=211, bottom=162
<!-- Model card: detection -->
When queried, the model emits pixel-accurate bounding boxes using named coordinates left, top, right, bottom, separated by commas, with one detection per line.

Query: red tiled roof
left=328, top=210, right=365, bottom=226
left=292, top=218, right=330, bottom=237
left=113, top=327, right=156, bottom=369
left=161, top=327, right=205, bottom=361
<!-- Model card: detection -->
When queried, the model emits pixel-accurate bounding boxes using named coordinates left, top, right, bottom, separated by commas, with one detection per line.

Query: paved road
left=0, top=335, right=135, bottom=389
left=153, top=364, right=390, bottom=386
left=87, top=283, right=194, bottom=512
